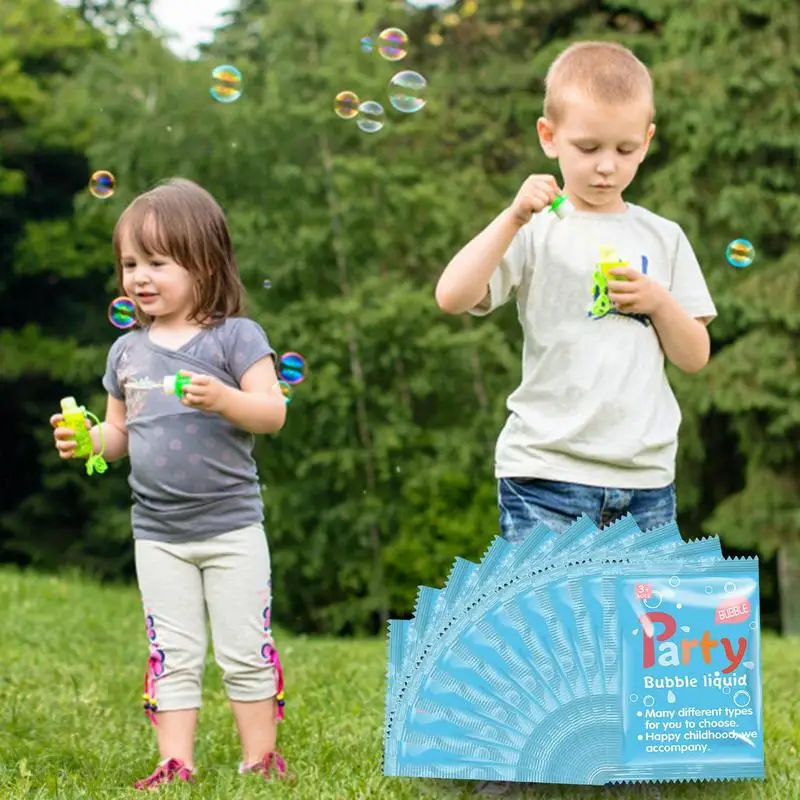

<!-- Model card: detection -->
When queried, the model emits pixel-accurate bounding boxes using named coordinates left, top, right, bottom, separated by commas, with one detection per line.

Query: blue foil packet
left=610, top=558, right=764, bottom=782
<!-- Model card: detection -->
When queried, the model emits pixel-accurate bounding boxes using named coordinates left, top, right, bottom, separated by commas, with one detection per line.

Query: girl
left=50, top=178, right=292, bottom=789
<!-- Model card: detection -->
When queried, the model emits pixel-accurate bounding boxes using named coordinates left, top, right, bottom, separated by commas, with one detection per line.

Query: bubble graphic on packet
left=726, top=238, right=755, bottom=268
left=278, top=352, right=306, bottom=385
left=388, top=70, right=427, bottom=113
left=378, top=27, right=409, bottom=61
left=108, top=296, right=137, bottom=329
left=356, top=101, right=385, bottom=133
left=89, top=170, right=116, bottom=199
left=210, top=64, right=243, bottom=103
left=335, top=91, right=360, bottom=120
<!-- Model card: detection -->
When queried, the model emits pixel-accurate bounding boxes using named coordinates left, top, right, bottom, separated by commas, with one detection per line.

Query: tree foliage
left=1, top=0, right=797, bottom=634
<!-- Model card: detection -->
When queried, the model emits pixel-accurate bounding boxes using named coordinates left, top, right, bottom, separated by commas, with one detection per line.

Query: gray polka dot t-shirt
left=102, top=317, right=275, bottom=542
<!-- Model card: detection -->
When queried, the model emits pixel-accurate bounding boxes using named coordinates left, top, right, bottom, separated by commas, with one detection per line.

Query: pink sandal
left=240, top=751, right=295, bottom=782
left=134, top=757, right=194, bottom=790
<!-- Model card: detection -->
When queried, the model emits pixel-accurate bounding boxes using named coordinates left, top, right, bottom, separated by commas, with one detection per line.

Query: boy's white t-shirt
left=470, top=203, right=717, bottom=489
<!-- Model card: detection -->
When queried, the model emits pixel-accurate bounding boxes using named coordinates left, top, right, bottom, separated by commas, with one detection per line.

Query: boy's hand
left=50, top=413, right=90, bottom=460
left=509, top=174, right=560, bottom=227
left=608, top=269, right=668, bottom=315
left=178, top=370, right=230, bottom=413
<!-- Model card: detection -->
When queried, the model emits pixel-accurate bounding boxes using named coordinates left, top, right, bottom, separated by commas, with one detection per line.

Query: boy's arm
left=650, top=294, right=711, bottom=374
left=435, top=208, right=524, bottom=315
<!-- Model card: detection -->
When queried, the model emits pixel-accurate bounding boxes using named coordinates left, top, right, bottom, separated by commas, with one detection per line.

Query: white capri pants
left=135, top=523, right=281, bottom=713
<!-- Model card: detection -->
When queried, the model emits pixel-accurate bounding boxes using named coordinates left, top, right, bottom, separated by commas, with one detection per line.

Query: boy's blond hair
left=543, top=41, right=654, bottom=124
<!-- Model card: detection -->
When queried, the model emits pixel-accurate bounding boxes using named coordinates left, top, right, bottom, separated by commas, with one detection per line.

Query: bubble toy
left=210, top=64, right=243, bottom=103
left=58, top=396, right=108, bottom=476
left=108, top=296, right=137, bottom=329
left=549, top=193, right=574, bottom=220
left=726, top=239, right=755, bottom=268
left=388, top=71, right=427, bottom=113
left=162, top=373, right=192, bottom=399
left=89, top=170, right=116, bottom=199
left=278, top=352, right=306, bottom=385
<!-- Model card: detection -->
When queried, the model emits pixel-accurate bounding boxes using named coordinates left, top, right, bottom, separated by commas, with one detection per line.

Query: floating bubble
left=108, top=296, right=137, bottom=329
left=335, top=90, right=360, bottom=120
left=274, top=380, right=293, bottom=405
left=360, top=36, right=373, bottom=53
left=89, top=170, right=116, bottom=199
left=278, top=352, right=306, bottom=385
left=388, top=70, right=427, bottom=113
left=378, top=27, right=409, bottom=61
left=263, top=279, right=272, bottom=289
left=356, top=101, right=385, bottom=133
left=726, top=238, right=755, bottom=268
left=210, top=64, right=243, bottom=104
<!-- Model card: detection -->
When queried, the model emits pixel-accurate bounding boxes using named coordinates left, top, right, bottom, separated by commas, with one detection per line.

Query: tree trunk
left=777, top=542, right=800, bottom=636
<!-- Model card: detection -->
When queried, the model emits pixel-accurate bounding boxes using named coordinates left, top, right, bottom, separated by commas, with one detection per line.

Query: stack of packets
left=383, top=515, right=764, bottom=786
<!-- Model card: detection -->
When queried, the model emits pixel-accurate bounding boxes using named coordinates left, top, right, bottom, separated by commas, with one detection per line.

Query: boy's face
left=537, top=91, right=655, bottom=213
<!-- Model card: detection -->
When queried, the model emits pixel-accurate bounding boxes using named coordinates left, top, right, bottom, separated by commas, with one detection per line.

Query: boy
left=436, top=40, right=716, bottom=551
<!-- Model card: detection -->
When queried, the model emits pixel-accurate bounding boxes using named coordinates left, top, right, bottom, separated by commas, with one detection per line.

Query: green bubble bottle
left=162, top=374, right=191, bottom=398
left=59, top=397, right=108, bottom=476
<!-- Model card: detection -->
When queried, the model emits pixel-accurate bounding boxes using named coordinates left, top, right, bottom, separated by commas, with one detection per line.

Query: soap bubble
left=89, top=170, right=116, bottom=199
left=278, top=352, right=307, bottom=385
left=108, top=296, right=137, bottom=329
left=360, top=36, right=373, bottom=52
left=356, top=101, right=385, bottom=133
left=726, top=238, right=754, bottom=268
left=263, top=279, right=272, bottom=289
left=388, top=70, right=427, bottom=113
left=378, top=27, right=409, bottom=61
left=210, top=64, right=243, bottom=103
left=733, top=690, right=751, bottom=708
left=335, top=90, right=360, bottom=120
left=274, top=380, right=293, bottom=405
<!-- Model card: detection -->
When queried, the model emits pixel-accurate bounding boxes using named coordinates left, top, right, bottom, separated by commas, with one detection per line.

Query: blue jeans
left=497, top=477, right=676, bottom=543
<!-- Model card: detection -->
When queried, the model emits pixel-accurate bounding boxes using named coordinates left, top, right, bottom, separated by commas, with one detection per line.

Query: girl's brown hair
left=112, top=177, right=247, bottom=326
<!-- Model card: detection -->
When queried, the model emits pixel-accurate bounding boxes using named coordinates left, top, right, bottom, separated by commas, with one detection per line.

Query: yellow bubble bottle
left=58, top=397, right=108, bottom=476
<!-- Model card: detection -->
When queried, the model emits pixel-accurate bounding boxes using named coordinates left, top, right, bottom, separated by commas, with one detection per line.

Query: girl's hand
left=608, top=269, right=668, bottom=316
left=50, top=413, right=90, bottom=460
left=178, top=370, right=229, bottom=413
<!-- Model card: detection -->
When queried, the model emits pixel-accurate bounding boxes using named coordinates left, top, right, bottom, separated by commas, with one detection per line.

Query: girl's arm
left=217, top=357, right=287, bottom=435
left=91, top=395, right=129, bottom=461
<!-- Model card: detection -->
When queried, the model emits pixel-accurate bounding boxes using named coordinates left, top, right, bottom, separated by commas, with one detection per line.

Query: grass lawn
left=0, top=567, right=798, bottom=799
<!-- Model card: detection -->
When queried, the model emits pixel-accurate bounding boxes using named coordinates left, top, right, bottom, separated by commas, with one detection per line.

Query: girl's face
left=119, top=228, right=195, bottom=326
